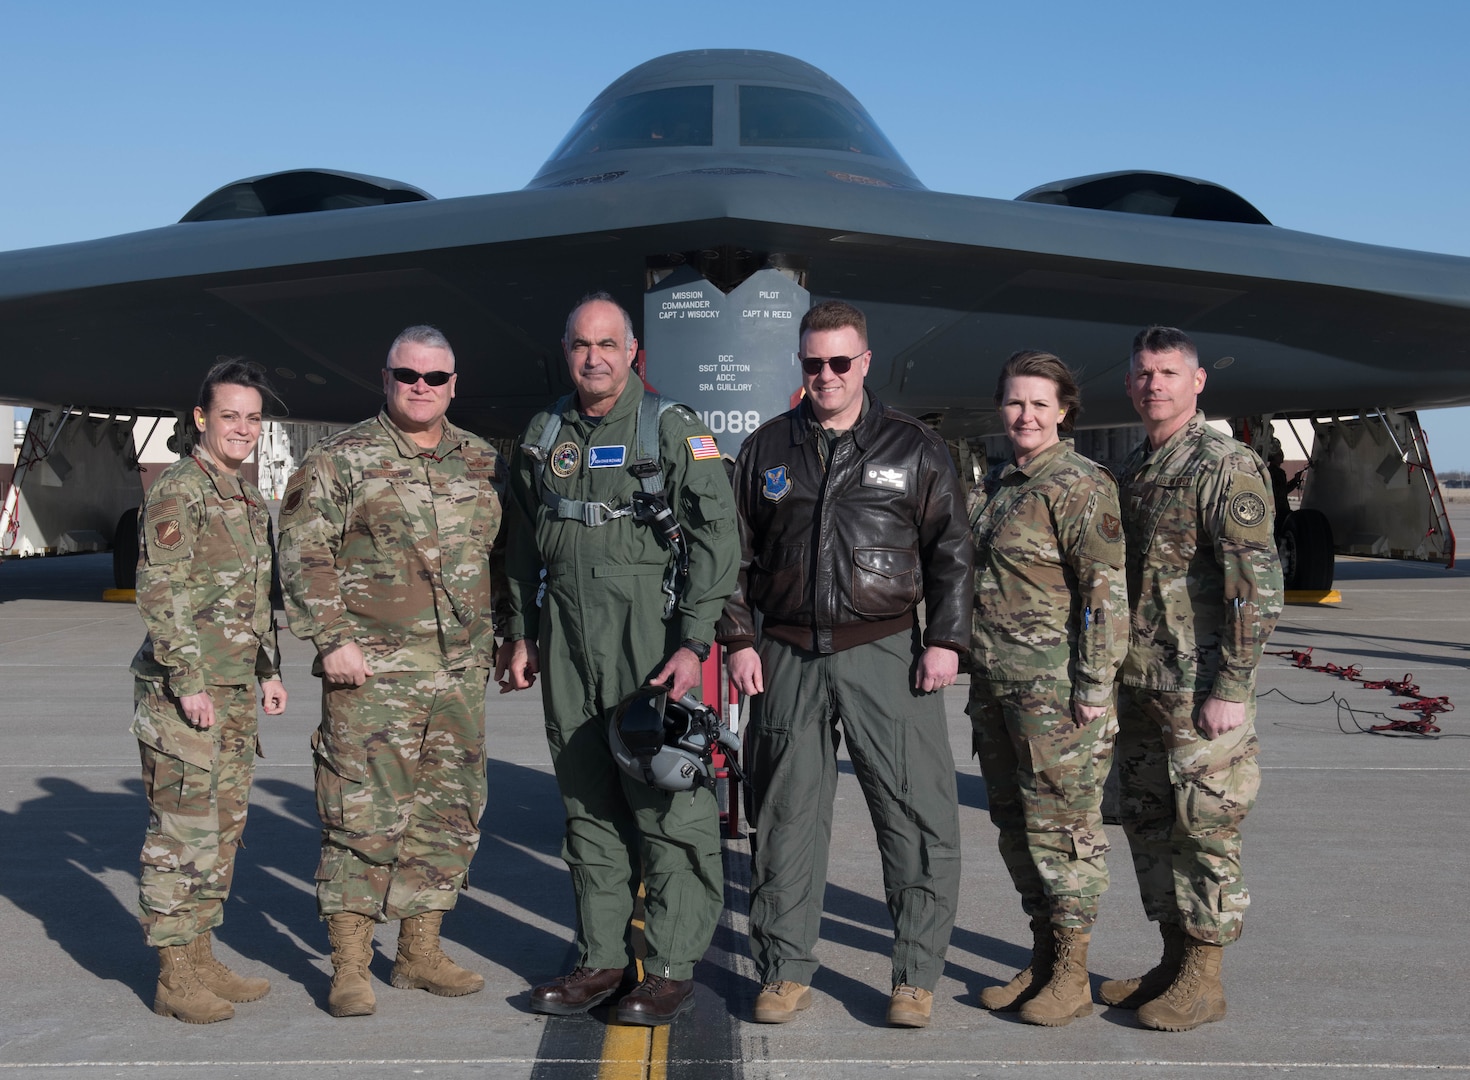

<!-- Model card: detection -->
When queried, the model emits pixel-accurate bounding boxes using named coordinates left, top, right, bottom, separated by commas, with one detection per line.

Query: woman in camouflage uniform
left=131, top=359, right=286, bottom=1024
left=967, top=351, right=1128, bottom=1026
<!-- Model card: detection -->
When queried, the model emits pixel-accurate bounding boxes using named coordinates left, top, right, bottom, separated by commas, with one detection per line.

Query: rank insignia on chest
left=550, top=441, right=581, bottom=477
left=588, top=445, right=626, bottom=468
left=763, top=464, right=792, bottom=502
left=1229, top=490, right=1267, bottom=528
left=863, top=465, right=908, bottom=492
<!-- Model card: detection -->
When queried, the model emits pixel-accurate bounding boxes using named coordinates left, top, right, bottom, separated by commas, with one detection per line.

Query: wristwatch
left=679, top=638, right=712, bottom=662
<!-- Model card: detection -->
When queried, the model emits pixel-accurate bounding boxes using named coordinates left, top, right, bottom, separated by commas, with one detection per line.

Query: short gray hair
left=387, top=324, right=454, bottom=366
left=563, top=292, right=636, bottom=350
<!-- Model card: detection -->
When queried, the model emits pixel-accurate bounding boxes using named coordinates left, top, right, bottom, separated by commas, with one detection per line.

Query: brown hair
left=799, top=299, right=867, bottom=345
left=994, top=350, right=1082, bottom=433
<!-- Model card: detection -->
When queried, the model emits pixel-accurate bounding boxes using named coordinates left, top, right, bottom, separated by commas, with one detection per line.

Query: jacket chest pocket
left=1128, top=474, right=1196, bottom=568
left=359, top=469, right=424, bottom=542
left=851, top=546, right=920, bottom=618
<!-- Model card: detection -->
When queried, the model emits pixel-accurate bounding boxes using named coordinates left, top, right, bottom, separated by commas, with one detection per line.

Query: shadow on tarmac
left=0, top=757, right=578, bottom=1016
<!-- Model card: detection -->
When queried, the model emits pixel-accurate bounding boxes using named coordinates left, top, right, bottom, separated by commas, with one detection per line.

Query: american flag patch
left=686, top=435, right=720, bottom=460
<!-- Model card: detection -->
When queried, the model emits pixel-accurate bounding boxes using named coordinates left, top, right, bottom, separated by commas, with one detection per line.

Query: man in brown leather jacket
left=717, top=300, right=973, bottom=1029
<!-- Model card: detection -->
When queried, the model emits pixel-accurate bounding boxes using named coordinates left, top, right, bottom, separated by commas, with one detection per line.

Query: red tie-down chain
left=1268, top=647, right=1453, bottom=735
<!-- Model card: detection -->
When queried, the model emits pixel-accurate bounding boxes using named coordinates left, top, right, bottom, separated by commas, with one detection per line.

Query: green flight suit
left=502, top=379, right=739, bottom=980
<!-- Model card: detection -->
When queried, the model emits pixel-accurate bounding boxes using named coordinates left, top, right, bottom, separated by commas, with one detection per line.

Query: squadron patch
left=1229, top=490, right=1268, bottom=529
left=154, top=517, right=184, bottom=550
left=281, top=469, right=308, bottom=519
left=763, top=465, right=792, bottom=502
left=1097, top=513, right=1122, bottom=542
left=550, top=441, right=580, bottom=477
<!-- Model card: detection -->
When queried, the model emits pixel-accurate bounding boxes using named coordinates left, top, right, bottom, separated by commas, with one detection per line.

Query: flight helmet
left=609, top=686, right=743, bottom=792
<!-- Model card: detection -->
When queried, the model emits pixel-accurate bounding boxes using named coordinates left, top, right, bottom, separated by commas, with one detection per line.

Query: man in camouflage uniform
left=496, top=294, right=739, bottom=1026
left=967, top=350, right=1129, bottom=1026
left=1103, top=325, right=1282, bottom=1031
left=278, top=325, right=504, bottom=1018
left=133, top=359, right=285, bottom=1023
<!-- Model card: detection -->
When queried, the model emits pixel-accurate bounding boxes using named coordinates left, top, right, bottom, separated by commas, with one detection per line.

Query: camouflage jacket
left=131, top=452, right=279, bottom=695
left=277, top=410, right=504, bottom=673
left=969, top=440, right=1127, bottom=704
left=1118, top=411, right=1282, bottom=699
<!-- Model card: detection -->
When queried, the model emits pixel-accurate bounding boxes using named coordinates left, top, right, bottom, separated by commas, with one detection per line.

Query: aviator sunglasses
left=386, top=367, right=453, bottom=386
left=799, top=351, right=866, bottom=376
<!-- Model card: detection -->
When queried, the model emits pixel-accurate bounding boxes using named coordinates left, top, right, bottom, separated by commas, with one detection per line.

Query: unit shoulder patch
left=550, top=441, right=581, bottom=477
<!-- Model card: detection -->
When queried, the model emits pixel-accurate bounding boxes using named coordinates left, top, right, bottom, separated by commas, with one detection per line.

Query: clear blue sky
left=4, top=1, right=1468, bottom=465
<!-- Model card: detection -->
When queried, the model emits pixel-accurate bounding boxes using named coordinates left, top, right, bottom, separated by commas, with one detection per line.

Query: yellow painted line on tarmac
left=1286, top=589, right=1341, bottom=605
left=597, top=886, right=669, bottom=1080
left=102, top=588, right=136, bottom=603
left=598, top=1022, right=669, bottom=1080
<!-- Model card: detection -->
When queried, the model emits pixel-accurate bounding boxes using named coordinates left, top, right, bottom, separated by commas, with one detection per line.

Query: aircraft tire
left=112, top=507, right=139, bottom=590
left=1281, top=508, right=1334, bottom=591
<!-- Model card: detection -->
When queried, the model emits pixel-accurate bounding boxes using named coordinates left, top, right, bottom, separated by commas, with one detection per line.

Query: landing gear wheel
left=1279, top=508, right=1334, bottom=590
left=112, top=507, right=139, bottom=590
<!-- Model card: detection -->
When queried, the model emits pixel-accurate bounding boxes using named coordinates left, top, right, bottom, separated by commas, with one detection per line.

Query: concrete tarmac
left=2, top=533, right=1467, bottom=1078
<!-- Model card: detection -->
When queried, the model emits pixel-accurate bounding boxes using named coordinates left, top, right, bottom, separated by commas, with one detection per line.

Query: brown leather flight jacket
left=717, top=395, right=973, bottom=656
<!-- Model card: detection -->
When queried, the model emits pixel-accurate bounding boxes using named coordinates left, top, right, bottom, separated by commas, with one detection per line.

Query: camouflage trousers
left=967, top=679, right=1116, bottom=928
left=313, top=667, right=488, bottom=921
left=1116, top=685, right=1260, bottom=945
left=134, top=679, right=258, bottom=947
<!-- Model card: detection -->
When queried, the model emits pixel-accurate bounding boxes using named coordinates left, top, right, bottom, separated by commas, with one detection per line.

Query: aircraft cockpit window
left=551, top=86, right=714, bottom=159
left=739, top=86, right=900, bottom=158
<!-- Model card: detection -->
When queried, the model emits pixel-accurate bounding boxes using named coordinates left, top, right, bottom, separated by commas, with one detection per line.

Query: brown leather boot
left=616, top=974, right=696, bottom=1025
left=326, top=913, right=377, bottom=1017
left=1019, top=927, right=1093, bottom=1027
left=1137, top=939, right=1227, bottom=1032
left=154, top=944, right=234, bottom=1024
left=1098, top=922, right=1187, bottom=1008
left=391, top=910, right=485, bottom=997
left=979, top=918, right=1053, bottom=1012
left=530, top=966, right=630, bottom=1015
left=186, top=931, right=270, bottom=1002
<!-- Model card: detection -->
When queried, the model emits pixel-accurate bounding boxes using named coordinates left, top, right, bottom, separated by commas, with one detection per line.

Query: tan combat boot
left=391, top=910, right=485, bottom=996
left=326, top=913, right=378, bottom=1017
left=887, top=984, right=933, bottom=1028
left=753, top=980, right=813, bottom=1023
left=1098, top=922, right=1187, bottom=1008
left=154, top=944, right=234, bottom=1024
left=186, top=931, right=270, bottom=1002
left=1136, top=939, right=1227, bottom=1032
left=979, top=917, right=1053, bottom=1012
left=1019, top=927, right=1093, bottom=1027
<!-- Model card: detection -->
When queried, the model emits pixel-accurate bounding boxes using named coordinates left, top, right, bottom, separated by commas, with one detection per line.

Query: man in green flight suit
left=496, top=293, right=740, bottom=1025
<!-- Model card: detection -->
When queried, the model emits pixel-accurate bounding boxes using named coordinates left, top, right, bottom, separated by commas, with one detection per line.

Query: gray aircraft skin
left=1, top=48, right=1468, bottom=438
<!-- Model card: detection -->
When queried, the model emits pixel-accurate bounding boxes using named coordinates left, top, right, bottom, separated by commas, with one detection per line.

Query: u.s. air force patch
left=763, top=465, right=791, bottom=501
left=1097, top=512, right=1122, bottom=542
left=1229, top=490, right=1268, bottom=529
left=550, top=441, right=580, bottom=477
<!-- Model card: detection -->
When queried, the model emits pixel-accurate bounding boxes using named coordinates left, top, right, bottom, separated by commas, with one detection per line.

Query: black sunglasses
left=386, top=367, right=453, bottom=386
left=799, top=354, right=863, bottom=376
